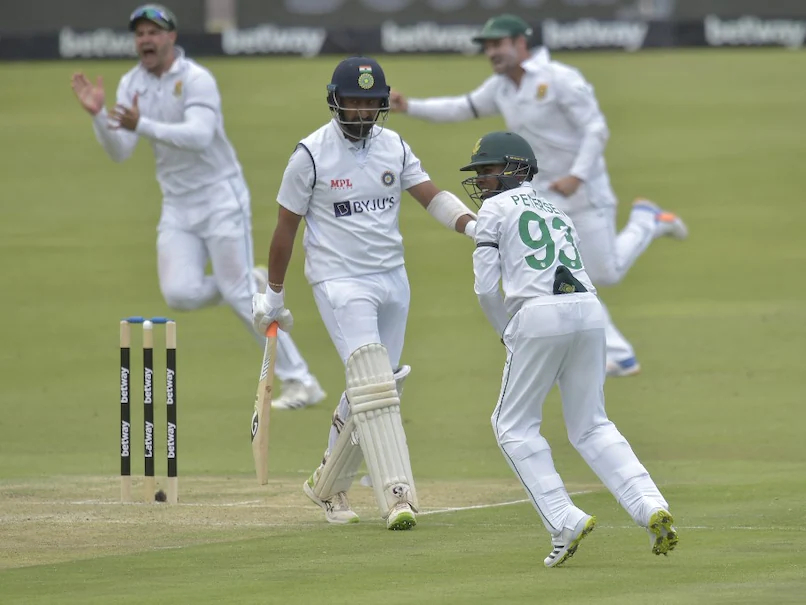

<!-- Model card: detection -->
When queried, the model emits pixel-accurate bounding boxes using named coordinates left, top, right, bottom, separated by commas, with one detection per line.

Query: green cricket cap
left=472, top=14, right=533, bottom=43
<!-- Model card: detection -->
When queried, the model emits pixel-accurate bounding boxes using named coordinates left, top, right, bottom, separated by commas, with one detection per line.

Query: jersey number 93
left=518, top=211, right=583, bottom=271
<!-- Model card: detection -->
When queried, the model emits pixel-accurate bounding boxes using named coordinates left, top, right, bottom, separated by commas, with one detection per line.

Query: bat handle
left=265, top=321, right=279, bottom=338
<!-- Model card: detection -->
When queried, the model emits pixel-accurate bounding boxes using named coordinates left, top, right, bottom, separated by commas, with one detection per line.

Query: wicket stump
left=120, top=316, right=178, bottom=504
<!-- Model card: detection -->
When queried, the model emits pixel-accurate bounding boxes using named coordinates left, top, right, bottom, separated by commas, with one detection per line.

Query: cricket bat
left=251, top=321, right=279, bottom=485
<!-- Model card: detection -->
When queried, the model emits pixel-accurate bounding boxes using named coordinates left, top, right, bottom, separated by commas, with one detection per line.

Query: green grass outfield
left=1, top=49, right=805, bottom=603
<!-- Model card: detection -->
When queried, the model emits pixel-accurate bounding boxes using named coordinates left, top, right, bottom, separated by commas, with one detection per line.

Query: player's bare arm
left=267, top=206, right=303, bottom=293
left=251, top=206, right=299, bottom=334
left=407, top=181, right=477, bottom=237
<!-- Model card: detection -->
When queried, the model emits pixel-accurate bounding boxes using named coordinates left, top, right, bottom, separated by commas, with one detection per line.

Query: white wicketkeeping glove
left=251, top=289, right=294, bottom=334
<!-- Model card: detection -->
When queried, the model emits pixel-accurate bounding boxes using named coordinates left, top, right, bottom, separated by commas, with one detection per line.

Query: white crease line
left=421, top=490, right=592, bottom=516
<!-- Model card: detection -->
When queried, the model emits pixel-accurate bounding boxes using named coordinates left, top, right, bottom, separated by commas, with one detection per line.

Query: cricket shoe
left=303, top=474, right=359, bottom=525
left=647, top=508, right=678, bottom=556
left=386, top=502, right=417, bottom=531
left=632, top=199, right=688, bottom=240
left=606, top=356, right=641, bottom=377
left=544, top=514, right=596, bottom=568
left=273, top=378, right=326, bottom=410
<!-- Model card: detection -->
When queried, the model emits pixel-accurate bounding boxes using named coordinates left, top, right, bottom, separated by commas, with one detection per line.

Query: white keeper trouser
left=155, top=176, right=311, bottom=383
left=493, top=292, right=666, bottom=534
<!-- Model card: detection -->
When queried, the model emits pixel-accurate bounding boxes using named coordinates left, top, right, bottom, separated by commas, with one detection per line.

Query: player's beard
left=341, top=113, right=376, bottom=140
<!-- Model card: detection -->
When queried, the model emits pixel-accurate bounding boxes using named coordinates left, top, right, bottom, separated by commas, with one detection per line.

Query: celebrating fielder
left=251, top=56, right=477, bottom=530
left=391, top=13, right=688, bottom=377
left=70, top=4, right=324, bottom=408
left=463, top=131, right=677, bottom=567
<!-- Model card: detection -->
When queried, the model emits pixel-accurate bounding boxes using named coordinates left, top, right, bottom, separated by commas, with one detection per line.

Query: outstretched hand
left=71, top=73, right=105, bottom=116
left=389, top=89, right=408, bottom=113
left=111, top=93, right=141, bottom=131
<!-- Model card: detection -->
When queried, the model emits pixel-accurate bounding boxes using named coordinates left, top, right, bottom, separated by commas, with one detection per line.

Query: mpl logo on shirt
left=330, top=178, right=353, bottom=190
left=333, top=197, right=396, bottom=218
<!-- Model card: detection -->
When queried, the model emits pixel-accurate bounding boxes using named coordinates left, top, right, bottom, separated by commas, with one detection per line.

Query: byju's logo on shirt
left=330, top=178, right=353, bottom=190
left=333, top=201, right=352, bottom=217
left=333, top=197, right=396, bottom=218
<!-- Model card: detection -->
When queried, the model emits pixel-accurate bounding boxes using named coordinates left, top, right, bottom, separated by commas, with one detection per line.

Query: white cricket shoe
left=303, top=475, right=359, bottom=525
left=647, top=508, right=678, bottom=556
left=606, top=356, right=641, bottom=377
left=633, top=199, right=688, bottom=240
left=544, top=514, right=596, bottom=568
left=272, top=379, right=326, bottom=410
left=386, top=502, right=416, bottom=531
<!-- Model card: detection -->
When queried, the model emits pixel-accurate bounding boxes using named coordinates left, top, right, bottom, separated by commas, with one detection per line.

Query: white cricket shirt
left=92, top=47, right=243, bottom=200
left=277, top=120, right=430, bottom=285
left=473, top=182, right=596, bottom=335
left=407, top=48, right=611, bottom=193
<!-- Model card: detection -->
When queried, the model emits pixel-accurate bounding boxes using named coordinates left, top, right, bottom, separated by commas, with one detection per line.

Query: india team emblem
left=173, top=80, right=183, bottom=97
left=536, top=83, right=548, bottom=100
left=381, top=170, right=396, bottom=187
left=358, top=65, right=374, bottom=90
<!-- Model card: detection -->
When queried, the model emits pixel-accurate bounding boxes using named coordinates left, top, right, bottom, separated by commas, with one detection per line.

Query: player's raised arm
left=131, top=70, right=218, bottom=151
left=391, top=77, right=499, bottom=123
left=72, top=73, right=139, bottom=163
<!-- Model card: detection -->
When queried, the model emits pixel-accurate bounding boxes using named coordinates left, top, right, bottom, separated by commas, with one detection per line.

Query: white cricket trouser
left=312, top=266, right=410, bottom=453
left=493, top=292, right=667, bottom=535
left=155, top=176, right=312, bottom=383
left=570, top=204, right=656, bottom=362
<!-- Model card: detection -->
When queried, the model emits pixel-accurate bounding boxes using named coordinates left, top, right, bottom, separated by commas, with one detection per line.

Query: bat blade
left=251, top=322, right=279, bottom=485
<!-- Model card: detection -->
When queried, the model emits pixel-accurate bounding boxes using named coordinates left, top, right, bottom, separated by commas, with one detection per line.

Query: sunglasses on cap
left=129, top=5, right=177, bottom=31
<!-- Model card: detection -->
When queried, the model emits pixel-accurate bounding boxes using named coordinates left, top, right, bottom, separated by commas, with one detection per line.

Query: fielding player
left=463, top=130, right=678, bottom=567
left=391, top=14, right=688, bottom=377
left=70, top=4, right=324, bottom=407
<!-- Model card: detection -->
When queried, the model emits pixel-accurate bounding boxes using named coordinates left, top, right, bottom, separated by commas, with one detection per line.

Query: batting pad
left=310, top=413, right=364, bottom=501
left=347, top=344, right=418, bottom=516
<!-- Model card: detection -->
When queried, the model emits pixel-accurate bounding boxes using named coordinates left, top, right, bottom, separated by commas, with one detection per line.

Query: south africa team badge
left=381, top=170, right=396, bottom=186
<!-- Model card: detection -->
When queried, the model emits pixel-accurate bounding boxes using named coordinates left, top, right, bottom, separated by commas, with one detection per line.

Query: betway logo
left=59, top=27, right=136, bottom=58
left=121, top=420, right=130, bottom=457
left=381, top=21, right=481, bottom=55
left=144, top=368, right=153, bottom=404
left=167, top=422, right=177, bottom=459
left=331, top=178, right=353, bottom=190
left=542, top=19, right=648, bottom=52
left=166, top=369, right=175, bottom=405
left=222, top=25, right=327, bottom=58
left=120, top=367, right=129, bottom=404
left=705, top=16, right=806, bottom=49
left=144, top=421, right=154, bottom=457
